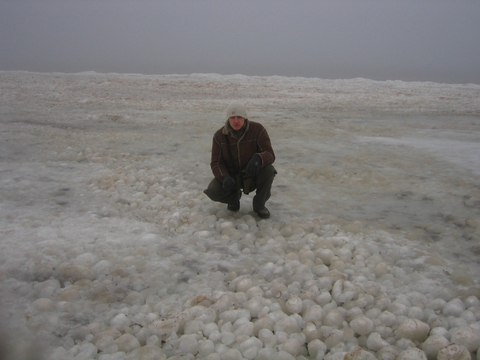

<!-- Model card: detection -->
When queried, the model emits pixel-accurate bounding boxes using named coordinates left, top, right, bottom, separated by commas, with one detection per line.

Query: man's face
left=228, top=116, right=245, bottom=131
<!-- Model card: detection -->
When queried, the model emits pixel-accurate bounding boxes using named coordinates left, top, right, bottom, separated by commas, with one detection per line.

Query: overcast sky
left=1, top=0, right=479, bottom=84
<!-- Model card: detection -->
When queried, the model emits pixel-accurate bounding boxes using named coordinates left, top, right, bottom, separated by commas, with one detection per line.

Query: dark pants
left=204, top=164, right=276, bottom=210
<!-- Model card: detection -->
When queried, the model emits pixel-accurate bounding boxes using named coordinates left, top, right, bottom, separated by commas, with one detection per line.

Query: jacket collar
left=222, top=119, right=250, bottom=138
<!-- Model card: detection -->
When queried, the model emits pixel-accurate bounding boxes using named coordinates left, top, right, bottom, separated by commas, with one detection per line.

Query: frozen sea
left=0, top=71, right=480, bottom=359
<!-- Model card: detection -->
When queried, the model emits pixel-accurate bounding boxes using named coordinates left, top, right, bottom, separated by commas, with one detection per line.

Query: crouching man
left=204, top=101, right=276, bottom=219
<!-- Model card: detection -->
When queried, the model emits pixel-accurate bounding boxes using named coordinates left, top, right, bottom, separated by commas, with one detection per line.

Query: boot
left=254, top=207, right=270, bottom=219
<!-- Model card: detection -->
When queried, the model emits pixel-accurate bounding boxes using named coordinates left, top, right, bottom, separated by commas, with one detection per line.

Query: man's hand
left=245, top=154, right=262, bottom=177
left=222, top=175, right=236, bottom=192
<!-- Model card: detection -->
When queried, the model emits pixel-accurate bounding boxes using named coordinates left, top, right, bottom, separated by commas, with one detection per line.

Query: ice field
left=1, top=71, right=480, bottom=359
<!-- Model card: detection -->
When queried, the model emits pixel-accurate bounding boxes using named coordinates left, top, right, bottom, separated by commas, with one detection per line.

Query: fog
left=1, top=0, right=480, bottom=84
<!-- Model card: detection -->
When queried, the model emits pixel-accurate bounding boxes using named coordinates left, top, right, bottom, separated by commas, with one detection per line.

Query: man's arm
left=256, top=127, right=275, bottom=167
left=210, top=134, right=230, bottom=180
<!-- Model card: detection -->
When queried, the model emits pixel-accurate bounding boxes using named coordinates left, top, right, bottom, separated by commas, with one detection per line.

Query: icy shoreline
left=1, top=71, right=480, bottom=359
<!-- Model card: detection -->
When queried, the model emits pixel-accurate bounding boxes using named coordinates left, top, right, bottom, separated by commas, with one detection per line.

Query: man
left=204, top=101, right=276, bottom=219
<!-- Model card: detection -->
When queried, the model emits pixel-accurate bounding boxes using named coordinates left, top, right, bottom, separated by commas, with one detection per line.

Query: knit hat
left=225, top=101, right=248, bottom=121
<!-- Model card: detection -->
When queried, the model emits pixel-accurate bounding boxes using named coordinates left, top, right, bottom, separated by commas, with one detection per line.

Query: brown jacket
left=210, top=120, right=275, bottom=180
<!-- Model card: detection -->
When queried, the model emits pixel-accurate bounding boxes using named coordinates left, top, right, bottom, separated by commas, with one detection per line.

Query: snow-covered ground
left=0, top=71, right=480, bottom=359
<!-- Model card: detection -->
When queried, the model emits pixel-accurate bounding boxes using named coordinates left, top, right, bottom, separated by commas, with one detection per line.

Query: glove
left=222, top=175, right=236, bottom=192
left=245, top=154, right=262, bottom=177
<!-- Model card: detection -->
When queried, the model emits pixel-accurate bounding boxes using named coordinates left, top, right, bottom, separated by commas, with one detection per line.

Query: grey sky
left=1, top=0, right=479, bottom=84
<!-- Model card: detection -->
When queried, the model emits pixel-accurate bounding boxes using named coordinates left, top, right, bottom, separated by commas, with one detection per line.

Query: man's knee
left=257, top=164, right=276, bottom=183
left=204, top=178, right=224, bottom=201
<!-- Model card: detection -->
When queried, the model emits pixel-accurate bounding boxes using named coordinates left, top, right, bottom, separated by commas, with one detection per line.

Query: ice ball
left=395, top=319, right=430, bottom=342
left=270, top=282, right=289, bottom=301
left=315, top=291, right=332, bottom=306
left=148, top=317, right=180, bottom=339
left=366, top=332, right=389, bottom=351
left=253, top=317, right=274, bottom=337
left=221, top=331, right=235, bottom=346
left=407, top=306, right=425, bottom=321
left=437, top=344, right=471, bottom=360
left=32, top=298, right=56, bottom=312
left=373, top=262, right=388, bottom=278
left=191, top=306, right=216, bottom=324
left=184, top=320, right=203, bottom=334
left=450, top=325, right=480, bottom=352
left=324, top=329, right=344, bottom=350
left=274, top=316, right=301, bottom=335
left=220, top=347, right=242, bottom=360
left=235, top=278, right=253, bottom=293
left=318, top=249, right=335, bottom=265
left=95, top=335, right=115, bottom=352
left=284, top=295, right=303, bottom=314
left=350, top=316, right=374, bottom=336
left=239, top=337, right=263, bottom=359
left=74, top=252, right=97, bottom=267
left=198, top=340, right=215, bottom=357
left=110, top=313, right=131, bottom=329
left=278, top=338, right=301, bottom=357
left=396, top=347, right=428, bottom=360
left=212, top=294, right=235, bottom=313
left=126, top=345, right=166, bottom=360
left=274, top=350, right=296, bottom=360
left=303, top=321, right=322, bottom=343
left=258, top=328, right=276, bottom=348
left=324, top=309, right=345, bottom=328
left=92, top=260, right=112, bottom=276
left=202, top=322, right=218, bottom=338
left=376, top=345, right=399, bottom=360
left=302, top=304, right=325, bottom=326
left=246, top=286, right=264, bottom=299
left=344, top=347, right=377, bottom=360
left=257, top=348, right=276, bottom=360
left=308, top=339, right=327, bottom=358
left=58, top=263, right=95, bottom=282
left=430, top=326, right=450, bottom=340
left=245, top=297, right=263, bottom=318
left=73, top=342, right=98, bottom=360
left=465, top=296, right=480, bottom=308
left=443, top=298, right=466, bottom=317
left=115, top=333, right=140, bottom=353
left=421, top=335, right=450, bottom=360
left=234, top=321, right=254, bottom=337
left=177, top=334, right=199, bottom=356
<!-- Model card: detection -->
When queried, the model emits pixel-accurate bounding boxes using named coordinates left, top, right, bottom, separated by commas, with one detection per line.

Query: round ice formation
left=32, top=298, right=56, bottom=312
left=284, top=294, right=303, bottom=314
left=344, top=347, right=377, bottom=359
left=127, top=345, right=166, bottom=360
left=376, top=345, right=399, bottom=360
left=397, top=347, right=428, bottom=360
left=350, top=316, right=375, bottom=336
left=437, top=344, right=472, bottom=360
left=422, top=334, right=451, bottom=360
left=235, top=278, right=253, bottom=293
left=278, top=338, right=302, bottom=356
left=451, top=325, right=480, bottom=352
left=110, top=313, right=131, bottom=329
left=465, top=296, right=480, bottom=308
left=116, top=333, right=141, bottom=353
left=274, top=316, right=301, bottom=335
left=318, top=249, right=335, bottom=265
left=324, top=328, right=344, bottom=350
left=396, top=319, right=430, bottom=342
left=378, top=310, right=396, bottom=326
left=324, top=309, right=345, bottom=328
left=444, top=298, right=467, bottom=317
left=366, top=332, right=390, bottom=351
